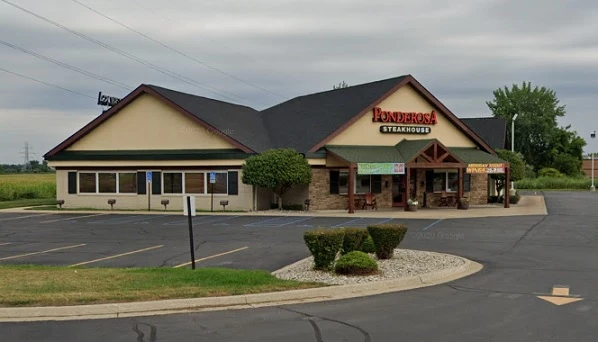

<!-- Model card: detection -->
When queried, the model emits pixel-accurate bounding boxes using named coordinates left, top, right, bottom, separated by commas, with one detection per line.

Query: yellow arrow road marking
left=537, top=285, right=583, bottom=306
left=69, top=245, right=164, bottom=267
left=0, top=244, right=87, bottom=261
left=173, top=246, right=249, bottom=268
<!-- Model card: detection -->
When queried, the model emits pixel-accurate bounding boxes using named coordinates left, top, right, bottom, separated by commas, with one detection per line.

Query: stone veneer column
left=468, top=173, right=489, bottom=205
left=308, top=168, right=348, bottom=210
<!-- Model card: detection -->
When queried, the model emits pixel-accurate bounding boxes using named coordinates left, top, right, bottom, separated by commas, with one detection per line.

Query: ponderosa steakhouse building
left=44, top=75, right=511, bottom=213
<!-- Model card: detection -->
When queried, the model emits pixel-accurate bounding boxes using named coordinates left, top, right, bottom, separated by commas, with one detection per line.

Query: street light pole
left=591, top=131, right=596, bottom=191
left=510, top=114, right=518, bottom=196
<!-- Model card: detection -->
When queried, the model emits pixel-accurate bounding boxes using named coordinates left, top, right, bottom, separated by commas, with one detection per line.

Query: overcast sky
left=2, top=0, right=598, bottom=164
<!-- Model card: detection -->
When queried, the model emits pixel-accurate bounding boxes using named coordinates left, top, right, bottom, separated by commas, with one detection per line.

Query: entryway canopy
left=325, top=139, right=510, bottom=213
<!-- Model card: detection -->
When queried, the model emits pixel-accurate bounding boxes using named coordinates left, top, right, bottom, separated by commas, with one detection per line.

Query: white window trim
left=338, top=171, right=374, bottom=195
left=433, top=171, right=459, bottom=193
left=77, top=171, right=138, bottom=195
left=162, top=171, right=229, bottom=196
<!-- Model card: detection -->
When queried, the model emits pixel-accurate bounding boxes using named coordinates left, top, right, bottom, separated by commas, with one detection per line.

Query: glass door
left=392, top=175, right=406, bottom=207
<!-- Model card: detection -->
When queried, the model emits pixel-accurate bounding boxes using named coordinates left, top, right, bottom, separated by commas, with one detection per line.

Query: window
left=98, top=173, right=116, bottom=193
left=207, top=172, right=227, bottom=194
left=164, top=172, right=183, bottom=194
left=118, top=173, right=137, bottom=193
left=185, top=173, right=205, bottom=194
left=79, top=173, right=96, bottom=193
left=356, top=175, right=371, bottom=194
left=433, top=171, right=459, bottom=192
left=338, top=172, right=378, bottom=194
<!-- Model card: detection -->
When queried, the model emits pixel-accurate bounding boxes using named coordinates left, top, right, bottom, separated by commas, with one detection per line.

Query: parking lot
left=0, top=212, right=443, bottom=271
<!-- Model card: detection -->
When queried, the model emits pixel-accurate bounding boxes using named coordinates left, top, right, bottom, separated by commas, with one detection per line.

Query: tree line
left=0, top=160, right=54, bottom=173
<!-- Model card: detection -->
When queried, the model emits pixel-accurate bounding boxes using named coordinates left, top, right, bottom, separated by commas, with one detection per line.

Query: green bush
left=341, top=228, right=369, bottom=255
left=360, top=235, right=376, bottom=254
left=538, top=167, right=563, bottom=178
left=515, top=176, right=591, bottom=190
left=270, top=203, right=304, bottom=210
left=367, top=224, right=408, bottom=259
left=303, top=229, right=345, bottom=270
left=334, top=251, right=378, bottom=276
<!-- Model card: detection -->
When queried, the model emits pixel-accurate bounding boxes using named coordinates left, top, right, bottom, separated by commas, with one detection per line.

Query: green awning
left=449, top=147, right=507, bottom=164
left=325, top=145, right=405, bottom=163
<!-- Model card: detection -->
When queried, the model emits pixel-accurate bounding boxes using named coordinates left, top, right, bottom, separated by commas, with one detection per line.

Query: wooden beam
left=407, top=163, right=466, bottom=169
left=348, top=163, right=356, bottom=213
left=437, top=151, right=450, bottom=162
left=434, top=143, right=438, bottom=162
left=419, top=152, right=434, bottom=163
left=458, top=167, right=464, bottom=200
left=405, top=166, right=411, bottom=211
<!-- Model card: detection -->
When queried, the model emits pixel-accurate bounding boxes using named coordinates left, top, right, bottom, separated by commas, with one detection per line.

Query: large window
left=79, top=173, right=96, bottom=193
left=338, top=172, right=376, bottom=194
left=164, top=172, right=183, bottom=194
left=98, top=173, right=116, bottom=193
left=78, top=172, right=137, bottom=194
left=207, top=172, right=228, bottom=194
left=163, top=171, right=229, bottom=195
left=433, top=171, right=459, bottom=192
left=185, top=173, right=205, bottom=194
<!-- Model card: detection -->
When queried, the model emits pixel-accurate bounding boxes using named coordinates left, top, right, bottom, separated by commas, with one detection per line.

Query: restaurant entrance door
left=392, top=174, right=407, bottom=207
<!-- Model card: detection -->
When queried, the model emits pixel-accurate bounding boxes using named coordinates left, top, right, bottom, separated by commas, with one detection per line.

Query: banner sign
left=358, top=163, right=405, bottom=175
left=466, top=163, right=506, bottom=174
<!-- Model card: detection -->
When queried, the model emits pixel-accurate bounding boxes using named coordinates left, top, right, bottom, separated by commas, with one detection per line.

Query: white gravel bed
left=273, top=249, right=466, bottom=285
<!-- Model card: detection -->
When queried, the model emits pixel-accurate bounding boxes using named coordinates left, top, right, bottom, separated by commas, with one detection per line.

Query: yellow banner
left=466, top=163, right=506, bottom=174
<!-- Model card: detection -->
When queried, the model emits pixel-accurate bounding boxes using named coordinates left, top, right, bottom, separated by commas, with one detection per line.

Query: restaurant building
left=44, top=75, right=510, bottom=212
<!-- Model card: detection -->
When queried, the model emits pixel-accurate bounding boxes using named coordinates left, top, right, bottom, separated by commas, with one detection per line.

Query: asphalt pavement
left=2, top=191, right=598, bottom=341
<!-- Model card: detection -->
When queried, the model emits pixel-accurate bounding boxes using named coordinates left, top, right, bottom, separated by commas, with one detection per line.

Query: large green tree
left=486, top=82, right=585, bottom=174
left=241, top=148, right=312, bottom=209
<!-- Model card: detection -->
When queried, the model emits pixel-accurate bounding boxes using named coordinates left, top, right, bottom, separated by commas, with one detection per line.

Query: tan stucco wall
left=283, top=184, right=309, bottom=207
left=55, top=169, right=254, bottom=211
left=327, top=85, right=476, bottom=147
left=67, top=94, right=235, bottom=151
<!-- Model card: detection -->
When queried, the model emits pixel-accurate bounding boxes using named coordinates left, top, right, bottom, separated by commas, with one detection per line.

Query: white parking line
left=69, top=245, right=163, bottom=267
left=173, top=246, right=248, bottom=268
left=0, top=243, right=10, bottom=246
left=40, top=213, right=107, bottom=223
left=277, top=216, right=314, bottom=227
left=0, top=244, right=87, bottom=261
left=0, top=214, right=53, bottom=222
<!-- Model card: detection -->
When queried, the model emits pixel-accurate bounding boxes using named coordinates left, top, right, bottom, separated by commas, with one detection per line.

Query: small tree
left=333, top=81, right=349, bottom=89
left=242, top=148, right=312, bottom=209
left=491, top=149, right=525, bottom=196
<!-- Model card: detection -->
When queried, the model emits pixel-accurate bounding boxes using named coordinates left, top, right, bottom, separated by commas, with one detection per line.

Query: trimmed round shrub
left=334, top=251, right=378, bottom=275
left=367, top=224, right=408, bottom=259
left=538, top=167, right=563, bottom=178
left=360, top=235, right=376, bottom=254
left=303, top=228, right=345, bottom=270
left=341, top=227, right=369, bottom=255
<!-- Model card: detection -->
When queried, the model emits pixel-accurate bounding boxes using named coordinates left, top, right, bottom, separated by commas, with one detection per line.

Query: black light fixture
left=161, top=199, right=170, bottom=210
left=56, top=199, right=65, bottom=209
left=107, top=199, right=116, bottom=210
left=220, top=200, right=229, bottom=211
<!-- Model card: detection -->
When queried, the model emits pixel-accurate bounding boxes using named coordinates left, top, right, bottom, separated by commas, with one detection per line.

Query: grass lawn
left=0, top=198, right=58, bottom=210
left=0, top=265, right=324, bottom=307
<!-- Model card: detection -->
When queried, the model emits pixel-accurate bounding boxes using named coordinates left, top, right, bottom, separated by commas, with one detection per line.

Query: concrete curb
left=0, top=255, right=483, bottom=322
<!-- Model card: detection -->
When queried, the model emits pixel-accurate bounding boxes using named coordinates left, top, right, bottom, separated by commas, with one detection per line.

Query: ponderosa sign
left=372, top=107, right=438, bottom=125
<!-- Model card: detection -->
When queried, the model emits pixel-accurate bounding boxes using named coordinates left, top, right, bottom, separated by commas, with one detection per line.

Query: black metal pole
left=211, top=183, right=214, bottom=212
left=187, top=196, right=196, bottom=270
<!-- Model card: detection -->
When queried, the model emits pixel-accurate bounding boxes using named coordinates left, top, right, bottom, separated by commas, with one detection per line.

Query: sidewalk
left=0, top=195, right=547, bottom=220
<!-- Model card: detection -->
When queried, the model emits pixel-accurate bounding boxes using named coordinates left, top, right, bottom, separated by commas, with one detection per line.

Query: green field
left=516, top=176, right=592, bottom=190
left=0, top=265, right=323, bottom=307
left=0, top=173, right=55, bottom=201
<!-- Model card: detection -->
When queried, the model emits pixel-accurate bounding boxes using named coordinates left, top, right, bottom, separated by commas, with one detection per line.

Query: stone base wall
left=309, top=168, right=347, bottom=210
left=468, top=173, right=488, bottom=205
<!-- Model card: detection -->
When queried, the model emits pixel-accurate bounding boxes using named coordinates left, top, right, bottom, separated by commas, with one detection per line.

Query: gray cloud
left=2, top=0, right=598, bottom=163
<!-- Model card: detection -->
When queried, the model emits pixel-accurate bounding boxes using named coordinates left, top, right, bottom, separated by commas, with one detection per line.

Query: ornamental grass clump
left=303, top=228, right=345, bottom=270
left=340, top=227, right=369, bottom=255
left=367, top=224, right=408, bottom=259
left=334, top=251, right=378, bottom=276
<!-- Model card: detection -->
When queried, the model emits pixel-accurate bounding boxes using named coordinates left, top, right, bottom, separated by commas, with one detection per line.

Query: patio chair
left=440, top=191, right=449, bottom=207
left=363, top=193, right=377, bottom=210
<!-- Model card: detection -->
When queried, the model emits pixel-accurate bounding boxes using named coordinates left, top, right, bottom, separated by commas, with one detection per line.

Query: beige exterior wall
left=327, top=85, right=476, bottom=148
left=55, top=169, right=254, bottom=211
left=67, top=94, right=235, bottom=151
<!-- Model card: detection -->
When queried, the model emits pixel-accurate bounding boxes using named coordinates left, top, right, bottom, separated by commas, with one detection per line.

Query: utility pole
left=20, top=142, right=35, bottom=171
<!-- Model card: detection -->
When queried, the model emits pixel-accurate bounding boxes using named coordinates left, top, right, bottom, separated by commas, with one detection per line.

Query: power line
left=69, top=0, right=289, bottom=101
left=0, top=67, right=96, bottom=99
left=0, top=0, right=253, bottom=105
left=0, top=39, right=133, bottom=91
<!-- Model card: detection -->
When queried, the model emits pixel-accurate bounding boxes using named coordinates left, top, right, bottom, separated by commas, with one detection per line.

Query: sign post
left=146, top=171, right=153, bottom=211
left=184, top=195, right=197, bottom=270
left=209, top=172, right=216, bottom=212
